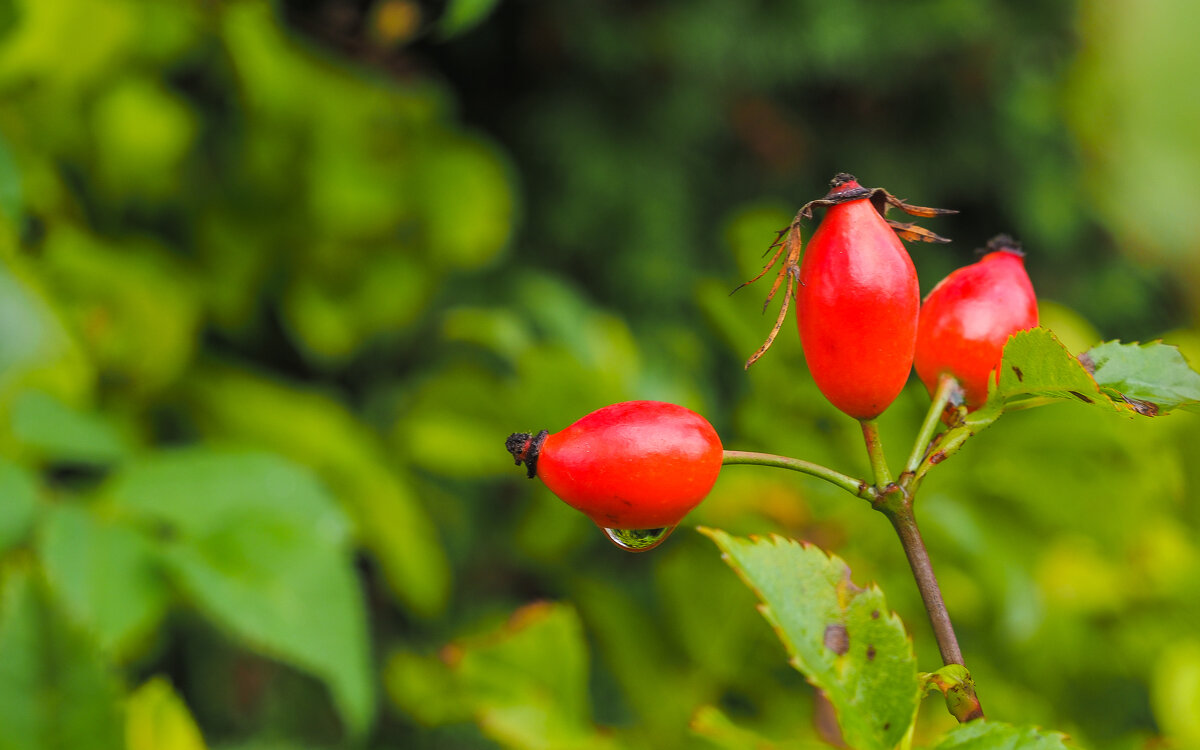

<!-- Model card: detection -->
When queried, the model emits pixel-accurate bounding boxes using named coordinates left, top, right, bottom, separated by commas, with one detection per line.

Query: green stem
left=722, top=450, right=873, bottom=500
left=903, top=375, right=956, bottom=480
left=859, top=419, right=893, bottom=487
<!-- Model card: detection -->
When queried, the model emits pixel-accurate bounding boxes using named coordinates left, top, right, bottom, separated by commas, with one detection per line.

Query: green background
left=1, top=0, right=1199, bottom=747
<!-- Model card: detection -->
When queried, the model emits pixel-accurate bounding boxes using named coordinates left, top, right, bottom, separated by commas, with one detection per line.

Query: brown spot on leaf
left=1078, top=352, right=1097, bottom=374
left=930, top=451, right=947, bottom=465
left=823, top=624, right=849, bottom=655
left=871, top=610, right=880, bottom=619
left=1011, top=365, right=1024, bottom=382
left=867, top=645, right=876, bottom=661
left=1068, top=390, right=1094, bottom=404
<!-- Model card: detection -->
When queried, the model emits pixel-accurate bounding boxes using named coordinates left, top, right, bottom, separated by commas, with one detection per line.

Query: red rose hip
left=914, top=235, right=1039, bottom=407
left=506, top=401, right=723, bottom=549
left=797, top=175, right=921, bottom=420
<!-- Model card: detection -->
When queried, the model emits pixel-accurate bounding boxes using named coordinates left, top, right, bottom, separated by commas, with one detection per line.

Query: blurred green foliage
left=0, top=0, right=1198, bottom=748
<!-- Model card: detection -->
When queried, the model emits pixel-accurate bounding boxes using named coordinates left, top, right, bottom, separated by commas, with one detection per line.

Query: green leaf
left=930, top=720, right=1072, bottom=749
left=0, top=566, right=125, bottom=750
left=108, top=448, right=350, bottom=541
left=700, top=528, right=919, bottom=750
left=183, top=365, right=451, bottom=617
left=1081, top=339, right=1200, bottom=414
left=0, top=131, right=21, bottom=222
left=10, top=390, right=130, bottom=466
left=0, top=262, right=94, bottom=408
left=0, top=459, right=38, bottom=553
left=385, top=602, right=617, bottom=750
left=439, top=0, right=501, bottom=38
left=38, top=504, right=170, bottom=659
left=976, top=328, right=1200, bottom=419
left=108, top=449, right=374, bottom=737
left=985, top=328, right=1116, bottom=412
left=690, top=704, right=822, bottom=750
left=126, top=677, right=208, bottom=750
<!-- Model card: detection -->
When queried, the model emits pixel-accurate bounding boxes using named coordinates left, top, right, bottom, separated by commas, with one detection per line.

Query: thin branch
left=722, top=450, right=873, bottom=500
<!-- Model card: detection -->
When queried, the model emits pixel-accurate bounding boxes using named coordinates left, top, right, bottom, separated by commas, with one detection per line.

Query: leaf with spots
left=927, top=329, right=1200, bottom=472
left=1081, top=339, right=1200, bottom=414
left=980, top=328, right=1120, bottom=415
left=975, top=328, right=1200, bottom=419
left=700, top=528, right=919, bottom=750
left=930, top=720, right=1072, bottom=749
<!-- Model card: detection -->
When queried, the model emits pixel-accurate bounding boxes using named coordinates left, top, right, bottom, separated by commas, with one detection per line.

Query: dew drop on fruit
left=602, top=526, right=676, bottom=552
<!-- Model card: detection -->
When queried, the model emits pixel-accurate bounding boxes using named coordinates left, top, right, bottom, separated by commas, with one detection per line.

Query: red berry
left=506, top=401, right=723, bottom=531
left=914, top=236, right=1039, bottom=407
left=797, top=175, right=921, bottom=420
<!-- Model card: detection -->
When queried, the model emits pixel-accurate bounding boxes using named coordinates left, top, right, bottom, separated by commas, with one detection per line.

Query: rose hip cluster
left=507, top=174, right=1037, bottom=548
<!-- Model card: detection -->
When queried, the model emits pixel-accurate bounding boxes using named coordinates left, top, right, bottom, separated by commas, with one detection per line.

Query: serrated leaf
left=700, top=528, right=918, bottom=750
left=1082, top=339, right=1200, bottom=414
left=108, top=449, right=374, bottom=737
left=930, top=720, right=1072, bottom=749
left=975, top=329, right=1200, bottom=420
left=0, top=566, right=125, bottom=750
left=986, top=328, right=1117, bottom=412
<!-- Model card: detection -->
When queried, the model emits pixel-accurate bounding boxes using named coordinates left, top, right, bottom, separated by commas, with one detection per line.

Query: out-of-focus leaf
left=439, top=0, right=501, bottom=38
left=690, top=705, right=823, bottom=750
left=0, top=261, right=93, bottom=408
left=414, top=134, right=515, bottom=270
left=0, top=0, right=134, bottom=97
left=701, top=529, right=919, bottom=750
left=108, top=449, right=374, bottom=737
left=0, top=459, right=37, bottom=553
left=92, top=75, right=196, bottom=198
left=1152, top=639, right=1200, bottom=747
left=126, top=677, right=207, bottom=750
left=183, top=365, right=451, bottom=616
left=0, top=566, right=125, bottom=750
left=386, top=602, right=617, bottom=750
left=1082, top=340, right=1200, bottom=414
left=38, top=504, right=169, bottom=659
left=10, top=390, right=129, bottom=465
left=0, top=132, right=21, bottom=222
left=930, top=720, right=1071, bottom=749
left=37, top=226, right=200, bottom=397
left=282, top=252, right=433, bottom=365
left=108, top=449, right=350, bottom=541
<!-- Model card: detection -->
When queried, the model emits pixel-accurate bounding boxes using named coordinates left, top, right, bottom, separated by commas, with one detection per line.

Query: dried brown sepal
left=887, top=220, right=953, bottom=244
left=743, top=259, right=799, bottom=369
left=876, top=190, right=959, bottom=219
left=736, top=175, right=956, bottom=368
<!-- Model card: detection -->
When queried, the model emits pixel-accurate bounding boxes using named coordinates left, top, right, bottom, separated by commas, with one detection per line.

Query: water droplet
left=602, top=526, right=676, bottom=552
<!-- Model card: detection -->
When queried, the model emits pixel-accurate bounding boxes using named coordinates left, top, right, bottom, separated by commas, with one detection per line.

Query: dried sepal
left=887, top=220, right=953, bottom=244
left=736, top=175, right=955, bottom=368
